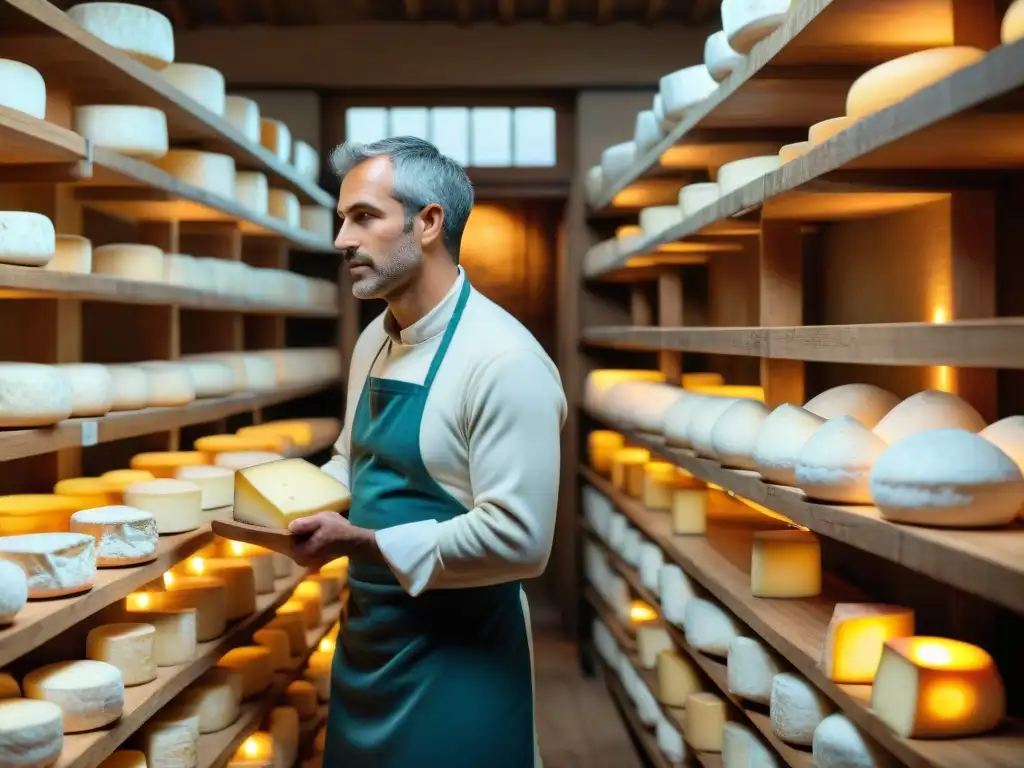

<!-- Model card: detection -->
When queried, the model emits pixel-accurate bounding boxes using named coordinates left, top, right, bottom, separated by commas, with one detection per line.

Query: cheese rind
left=684, top=598, right=741, bottom=658
left=218, top=646, right=274, bottom=699
left=235, top=458, right=351, bottom=528
left=704, top=30, right=746, bottom=81
left=657, top=650, right=702, bottom=707
left=253, top=628, right=292, bottom=671
left=123, top=479, right=202, bottom=534
left=721, top=0, right=790, bottom=54
left=269, top=189, right=301, bottom=228
left=753, top=404, right=826, bottom=486
left=140, top=707, right=200, bottom=768
left=727, top=636, right=783, bottom=704
left=47, top=235, right=92, bottom=274
left=24, top=659, right=124, bottom=733
left=710, top=399, right=771, bottom=470
left=160, top=63, right=226, bottom=115
left=86, top=622, right=157, bottom=686
left=769, top=672, right=833, bottom=745
left=658, top=564, right=695, bottom=626
left=176, top=676, right=241, bottom=733
left=0, top=212, right=55, bottom=268
left=93, top=243, right=164, bottom=282
left=122, top=608, right=197, bottom=667
left=0, top=532, right=95, bottom=598
left=103, top=366, right=149, bottom=412
left=73, top=105, right=168, bottom=158
left=0, top=59, right=46, bottom=119
left=821, top=603, right=915, bottom=684
left=70, top=506, right=158, bottom=566
left=235, top=171, right=269, bottom=215
left=196, top=558, right=256, bottom=620
left=174, top=465, right=233, bottom=510
left=750, top=529, right=821, bottom=598
left=155, top=575, right=228, bottom=641
left=812, top=713, right=896, bottom=768
left=872, top=390, right=985, bottom=444
left=0, top=560, right=28, bottom=623
left=0, top=698, right=64, bottom=768
left=224, top=95, right=261, bottom=142
left=66, top=3, right=175, bottom=68
left=795, top=416, right=889, bottom=504
left=0, top=364, right=73, bottom=427
left=685, top=692, right=727, bottom=752
left=803, top=383, right=900, bottom=429
left=151, top=150, right=237, bottom=199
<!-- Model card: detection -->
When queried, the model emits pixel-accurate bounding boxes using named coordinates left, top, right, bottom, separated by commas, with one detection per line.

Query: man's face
left=335, top=156, right=421, bottom=300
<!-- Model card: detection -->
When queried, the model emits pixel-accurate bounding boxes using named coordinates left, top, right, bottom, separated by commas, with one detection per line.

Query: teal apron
left=324, top=279, right=536, bottom=768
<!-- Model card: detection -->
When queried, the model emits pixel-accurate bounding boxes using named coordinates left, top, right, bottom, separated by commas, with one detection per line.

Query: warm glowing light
left=162, top=572, right=174, bottom=587
left=685, top=384, right=765, bottom=401
left=230, top=541, right=246, bottom=556
left=821, top=604, right=915, bottom=684
left=243, top=739, right=258, bottom=758
left=932, top=306, right=948, bottom=324
left=612, top=448, right=651, bottom=497
left=588, top=431, right=626, bottom=475
left=906, top=638, right=992, bottom=671
left=630, top=600, right=658, bottom=624
left=707, top=483, right=724, bottom=492
left=616, top=225, right=643, bottom=241
left=294, top=581, right=323, bottom=603
left=930, top=304, right=956, bottom=392
left=680, top=373, right=724, bottom=389
left=128, top=592, right=150, bottom=610
left=233, top=732, right=273, bottom=763
left=318, top=638, right=335, bottom=653
left=188, top=557, right=205, bottom=575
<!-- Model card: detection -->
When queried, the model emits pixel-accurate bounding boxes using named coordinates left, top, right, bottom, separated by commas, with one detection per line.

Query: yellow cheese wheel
left=194, top=433, right=288, bottom=455
left=0, top=494, right=91, bottom=534
left=131, top=451, right=210, bottom=478
left=53, top=477, right=119, bottom=507
left=99, top=469, right=157, bottom=495
left=238, top=421, right=314, bottom=447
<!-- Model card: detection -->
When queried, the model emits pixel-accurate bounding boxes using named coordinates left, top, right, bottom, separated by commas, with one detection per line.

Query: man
left=287, top=136, right=567, bottom=768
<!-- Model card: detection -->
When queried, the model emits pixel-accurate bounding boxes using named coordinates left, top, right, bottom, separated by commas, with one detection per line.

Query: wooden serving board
left=211, top=519, right=308, bottom=558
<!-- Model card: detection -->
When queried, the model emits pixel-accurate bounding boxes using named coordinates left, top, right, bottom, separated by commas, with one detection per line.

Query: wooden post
left=657, top=271, right=683, bottom=382
left=758, top=220, right=804, bottom=406
left=630, top=284, right=653, bottom=327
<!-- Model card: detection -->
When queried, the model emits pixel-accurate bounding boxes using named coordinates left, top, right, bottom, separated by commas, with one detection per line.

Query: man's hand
left=288, top=511, right=384, bottom=569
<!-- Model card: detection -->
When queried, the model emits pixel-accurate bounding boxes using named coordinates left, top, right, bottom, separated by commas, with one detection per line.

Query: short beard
left=350, top=234, right=421, bottom=300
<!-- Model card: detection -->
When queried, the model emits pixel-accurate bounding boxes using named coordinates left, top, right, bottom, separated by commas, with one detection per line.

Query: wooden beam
left=404, top=0, right=424, bottom=22
left=499, top=0, right=516, bottom=25
left=596, top=0, right=615, bottom=25
left=547, top=0, right=567, bottom=23
left=645, top=0, right=666, bottom=25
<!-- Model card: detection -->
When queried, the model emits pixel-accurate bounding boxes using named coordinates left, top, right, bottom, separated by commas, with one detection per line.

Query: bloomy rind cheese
left=710, top=399, right=771, bottom=470
left=658, top=564, right=695, bottom=627
left=66, top=3, right=175, bottom=68
left=24, top=659, right=124, bottom=733
left=821, top=603, right=915, bottom=684
left=684, top=598, right=742, bottom=658
left=0, top=532, right=96, bottom=599
left=795, top=416, right=889, bottom=505
left=872, top=389, right=985, bottom=445
left=73, top=105, right=169, bottom=159
left=0, top=561, right=27, bottom=623
left=770, top=672, right=833, bottom=745
left=727, top=636, right=783, bottom=704
left=70, top=506, right=158, bottom=566
left=0, top=364, right=73, bottom=427
left=53, top=364, right=114, bottom=418
left=140, top=707, right=200, bottom=768
left=721, top=0, right=790, bottom=54
left=235, top=458, right=351, bottom=528
left=86, top=622, right=157, bottom=686
left=803, top=383, right=900, bottom=429
left=0, top=698, right=64, bottom=768
left=812, top=713, right=897, bottom=768
left=753, top=404, right=826, bottom=486
left=0, top=59, right=46, bottom=120
left=160, top=63, right=226, bottom=115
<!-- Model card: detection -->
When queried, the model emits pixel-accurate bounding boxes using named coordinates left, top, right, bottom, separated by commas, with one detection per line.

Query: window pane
left=471, top=107, right=512, bottom=167
left=346, top=107, right=387, bottom=144
left=513, top=107, right=556, bottom=167
left=430, top=107, right=470, bottom=166
left=389, top=107, right=429, bottom=140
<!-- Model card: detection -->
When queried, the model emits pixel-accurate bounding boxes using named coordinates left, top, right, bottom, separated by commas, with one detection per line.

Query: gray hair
left=330, top=136, right=474, bottom=261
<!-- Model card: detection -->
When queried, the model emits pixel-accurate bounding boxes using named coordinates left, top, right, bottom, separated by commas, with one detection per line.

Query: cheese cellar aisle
left=570, top=0, right=1024, bottom=766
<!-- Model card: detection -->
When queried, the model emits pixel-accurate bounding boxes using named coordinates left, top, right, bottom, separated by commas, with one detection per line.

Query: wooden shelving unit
left=569, top=1, right=1024, bottom=766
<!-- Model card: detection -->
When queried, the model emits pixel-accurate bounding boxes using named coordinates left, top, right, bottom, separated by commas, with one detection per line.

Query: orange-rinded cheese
left=238, top=421, right=314, bottom=447
left=53, top=477, right=119, bottom=507
left=99, top=469, right=156, bottom=495
left=130, top=451, right=210, bottom=478
left=194, top=433, right=287, bottom=455
left=0, top=494, right=90, bottom=534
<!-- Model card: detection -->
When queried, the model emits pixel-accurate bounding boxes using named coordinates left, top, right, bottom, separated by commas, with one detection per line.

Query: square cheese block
left=234, top=458, right=351, bottom=529
left=684, top=692, right=727, bottom=752
left=671, top=489, right=707, bottom=534
left=821, top=603, right=915, bottom=684
left=750, top=529, right=821, bottom=598
left=657, top=650, right=702, bottom=707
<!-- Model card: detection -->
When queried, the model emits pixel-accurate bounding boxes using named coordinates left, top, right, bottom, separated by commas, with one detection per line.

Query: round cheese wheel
left=261, top=118, right=292, bottom=161
left=73, top=105, right=169, bottom=159
left=979, top=415, right=1024, bottom=475
left=46, top=235, right=92, bottom=274
left=224, top=95, right=261, bottom=142
left=269, top=189, right=301, bottom=228
left=709, top=399, right=771, bottom=469
left=293, top=140, right=319, bottom=182
left=178, top=361, right=236, bottom=398
left=151, top=150, right=237, bottom=199
left=0, top=59, right=46, bottom=119
left=0, top=532, right=96, bottom=598
left=0, top=212, right=55, bottom=267
left=235, top=172, right=269, bottom=215
left=871, top=428, right=1024, bottom=527
left=123, top=479, right=202, bottom=534
left=663, top=394, right=709, bottom=449
left=85, top=622, right=157, bottom=686
left=808, top=116, right=855, bottom=147
left=812, top=713, right=894, bottom=768
left=690, top=397, right=745, bottom=458
left=721, top=0, right=791, bottom=54
left=301, top=206, right=335, bottom=243
left=872, top=390, right=985, bottom=444
left=24, top=659, right=124, bottom=733
left=0, top=364, right=73, bottom=427
left=638, top=206, right=684, bottom=238
left=717, top=155, right=781, bottom=196
left=770, top=672, right=833, bottom=745
left=137, top=364, right=196, bottom=407
left=704, top=30, right=746, bottom=81
left=600, top=141, right=637, bottom=182
left=0, top=698, right=64, bottom=767
left=104, top=365, right=150, bottom=411
left=779, top=141, right=809, bottom=163
left=66, top=3, right=175, bottom=68
left=0, top=560, right=28, bottom=623
left=93, top=244, right=164, bottom=282
left=846, top=47, right=986, bottom=119
left=55, top=363, right=114, bottom=418
left=803, top=383, right=900, bottom=428
left=160, top=63, right=226, bottom=115
left=659, top=65, right=718, bottom=123
left=678, top=182, right=720, bottom=216
left=752, top=404, right=826, bottom=486
left=70, top=506, right=158, bottom=566
left=795, top=415, right=889, bottom=504
left=1003, top=0, right=1024, bottom=43
left=633, top=109, right=663, bottom=152
left=99, top=469, right=155, bottom=494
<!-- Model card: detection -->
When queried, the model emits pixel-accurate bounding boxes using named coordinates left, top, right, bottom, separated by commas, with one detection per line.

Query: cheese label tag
left=81, top=421, right=98, bottom=447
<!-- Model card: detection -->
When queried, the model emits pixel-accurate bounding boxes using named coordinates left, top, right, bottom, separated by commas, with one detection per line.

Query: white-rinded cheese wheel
left=1003, top=0, right=1024, bottom=43
left=779, top=141, right=808, bottom=163
left=178, top=360, right=235, bottom=398
left=124, top=608, right=197, bottom=667
left=679, top=182, right=720, bottom=216
left=638, top=206, right=684, bottom=238
left=138, top=364, right=195, bottom=407
left=871, top=428, right=1024, bottom=527
left=160, top=63, right=226, bottom=115
left=873, top=390, right=985, bottom=444
left=690, top=397, right=744, bottom=457
left=812, top=713, right=896, bottom=768
left=152, top=150, right=237, bottom=199
left=301, top=206, right=335, bottom=242
left=685, top=692, right=727, bottom=751
left=199, top=558, right=256, bottom=620
left=70, top=506, right=158, bottom=566
left=235, top=171, right=269, bottom=215
left=218, top=646, right=274, bottom=699
left=659, top=564, right=695, bottom=627
left=637, top=624, right=673, bottom=669
left=24, top=659, right=124, bottom=733
left=123, top=479, right=202, bottom=534
left=606, top=511, right=629, bottom=554
left=717, top=155, right=782, bottom=196
left=253, top=628, right=292, bottom=671
left=261, top=118, right=292, bottom=161
left=92, top=243, right=164, bottom=282
left=600, top=141, right=637, bottom=182
left=770, top=672, right=833, bottom=745
left=634, top=678, right=661, bottom=727
left=808, top=116, right=855, bottom=147
left=269, top=189, right=301, bottom=227
left=684, top=597, right=742, bottom=657
left=0, top=59, right=46, bottom=119
left=0, top=212, right=55, bottom=267
left=162, top=253, right=198, bottom=287
left=803, top=383, right=900, bottom=428
left=655, top=712, right=685, bottom=762
left=0, top=560, right=28, bottom=624
left=157, top=575, right=228, bottom=641
left=980, top=415, right=1024, bottom=478
left=86, top=622, right=156, bottom=686
left=54, top=363, right=113, bottom=418
left=657, top=649, right=702, bottom=707
left=73, top=105, right=168, bottom=158
left=174, top=465, right=232, bottom=510
left=846, top=47, right=986, bottom=119
left=177, top=675, right=240, bottom=734
left=705, top=31, right=746, bottom=82
left=721, top=0, right=791, bottom=54
left=710, top=399, right=771, bottom=470
left=727, top=636, right=783, bottom=704
left=633, top=110, right=663, bottom=152
left=286, top=680, right=318, bottom=720
left=140, top=707, right=200, bottom=768
left=631, top=384, right=687, bottom=433
left=224, top=95, right=261, bottom=142
left=104, top=365, right=149, bottom=411
left=0, top=532, right=95, bottom=598
left=795, top=416, right=889, bottom=504
left=663, top=393, right=708, bottom=449
left=722, top=722, right=757, bottom=768
left=639, top=542, right=664, bottom=594
left=0, top=698, right=64, bottom=767
left=46, top=235, right=92, bottom=274
left=659, top=65, right=718, bottom=122
left=753, top=404, right=826, bottom=486
left=66, top=3, right=175, bottom=68
left=215, top=451, right=284, bottom=471
left=293, top=140, right=319, bottom=182
left=583, top=368, right=665, bottom=411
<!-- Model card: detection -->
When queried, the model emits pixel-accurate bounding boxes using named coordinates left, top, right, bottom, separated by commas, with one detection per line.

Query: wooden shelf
left=593, top=0, right=961, bottom=211
left=55, top=565, right=309, bottom=768
left=199, top=599, right=343, bottom=768
left=0, top=379, right=339, bottom=463
left=580, top=319, right=1024, bottom=368
left=0, top=104, right=89, bottom=180
left=580, top=464, right=1024, bottom=768
left=0, top=0, right=334, bottom=208
left=584, top=411, right=1024, bottom=618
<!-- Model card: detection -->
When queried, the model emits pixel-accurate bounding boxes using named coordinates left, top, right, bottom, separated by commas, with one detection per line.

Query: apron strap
left=424, top=278, right=471, bottom=390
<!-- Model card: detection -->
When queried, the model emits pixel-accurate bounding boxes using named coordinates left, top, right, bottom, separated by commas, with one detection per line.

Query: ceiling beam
left=498, top=0, right=515, bottom=25
left=596, top=0, right=614, bottom=25
left=404, top=0, right=424, bottom=22
left=547, top=0, right=567, bottom=24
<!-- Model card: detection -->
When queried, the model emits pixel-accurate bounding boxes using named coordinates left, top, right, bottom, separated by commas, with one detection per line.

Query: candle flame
left=630, top=600, right=657, bottom=624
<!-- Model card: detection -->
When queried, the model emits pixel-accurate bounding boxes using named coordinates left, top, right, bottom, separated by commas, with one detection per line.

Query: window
left=343, top=106, right=557, bottom=168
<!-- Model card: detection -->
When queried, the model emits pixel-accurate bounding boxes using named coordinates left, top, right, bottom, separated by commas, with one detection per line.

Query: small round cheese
left=66, top=3, right=175, bottom=68
left=235, top=171, right=269, bottom=215
left=123, top=479, right=202, bottom=534
left=177, top=675, right=241, bottom=733
left=659, top=64, right=718, bottom=123
left=130, top=451, right=208, bottom=478
left=979, top=416, right=1024, bottom=475
left=638, top=206, right=684, bottom=240
left=70, top=506, right=158, bottom=566
left=46, top=235, right=92, bottom=274
left=753, top=404, right=826, bottom=486
left=808, top=116, right=855, bottom=147
left=218, top=646, right=274, bottom=700
left=795, top=416, right=889, bottom=504
left=269, top=189, right=301, bottom=228
left=86, top=622, right=157, bottom=686
left=770, top=672, right=834, bottom=745
left=1003, top=0, right=1024, bottom=44
left=55, top=363, right=113, bottom=418
left=0, top=698, right=64, bottom=768
left=174, top=465, right=233, bottom=510
left=727, top=636, right=783, bottom=704
left=104, top=366, right=149, bottom=411
left=73, top=105, right=169, bottom=159
left=158, top=575, right=228, bottom=641
left=92, top=243, right=164, bottom=282
left=24, top=659, right=124, bottom=733
left=0, top=560, right=28, bottom=624
left=293, top=140, right=319, bottom=181
left=846, top=47, right=986, bottom=119
left=710, top=399, right=771, bottom=469
left=678, top=182, right=720, bottom=216
left=0, top=212, right=55, bottom=267
left=224, top=95, right=261, bottom=142
left=684, top=597, right=742, bottom=657
left=633, top=110, right=663, bottom=152
left=123, top=607, right=197, bottom=667
left=871, top=428, right=1024, bottom=527
left=151, top=150, right=237, bottom=199
left=779, top=141, right=809, bottom=163
left=0, top=532, right=95, bottom=598
left=803, top=383, right=900, bottom=429
left=721, top=0, right=790, bottom=53
left=160, top=63, right=226, bottom=115
left=286, top=680, right=319, bottom=720
left=812, top=713, right=894, bottom=768
left=253, top=628, right=292, bottom=671
left=704, top=30, right=746, bottom=81
left=600, top=141, right=637, bottom=182
left=0, top=59, right=46, bottom=119
left=717, top=155, right=782, bottom=196
left=658, top=564, right=695, bottom=627
left=261, top=118, right=292, bottom=161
